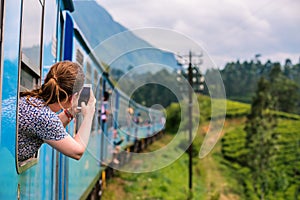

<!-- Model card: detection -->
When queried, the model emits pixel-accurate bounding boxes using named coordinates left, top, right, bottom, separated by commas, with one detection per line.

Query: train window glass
left=94, top=69, right=98, bottom=86
left=106, top=88, right=113, bottom=129
left=17, top=0, right=44, bottom=173
left=76, top=48, right=83, bottom=66
left=86, top=62, right=91, bottom=84
left=91, top=69, right=99, bottom=131
left=20, top=62, right=40, bottom=92
left=74, top=49, right=85, bottom=134
left=95, top=76, right=102, bottom=132
left=21, top=0, right=43, bottom=71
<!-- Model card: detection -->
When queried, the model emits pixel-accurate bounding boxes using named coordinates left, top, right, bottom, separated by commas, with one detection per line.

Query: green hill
left=222, top=115, right=300, bottom=199
left=102, top=95, right=300, bottom=199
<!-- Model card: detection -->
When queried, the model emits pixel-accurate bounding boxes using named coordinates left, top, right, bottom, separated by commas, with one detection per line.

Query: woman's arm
left=45, top=89, right=96, bottom=160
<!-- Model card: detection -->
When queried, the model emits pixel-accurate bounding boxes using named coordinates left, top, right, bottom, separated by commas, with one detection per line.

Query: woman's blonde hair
left=21, top=61, right=85, bottom=107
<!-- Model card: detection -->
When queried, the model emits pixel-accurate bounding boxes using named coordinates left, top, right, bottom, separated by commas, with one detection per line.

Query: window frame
left=16, top=0, right=45, bottom=174
left=0, top=0, right=4, bottom=146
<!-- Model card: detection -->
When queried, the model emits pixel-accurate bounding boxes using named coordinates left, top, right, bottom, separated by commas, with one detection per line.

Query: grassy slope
left=102, top=98, right=250, bottom=199
left=195, top=119, right=246, bottom=200
left=102, top=120, right=246, bottom=200
left=102, top=96, right=299, bottom=199
left=102, top=134, right=194, bottom=200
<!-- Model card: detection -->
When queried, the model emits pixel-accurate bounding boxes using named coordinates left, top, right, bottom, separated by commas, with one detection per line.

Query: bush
left=165, top=103, right=181, bottom=134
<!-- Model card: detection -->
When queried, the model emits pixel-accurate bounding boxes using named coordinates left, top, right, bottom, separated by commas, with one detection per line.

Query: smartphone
left=77, top=84, right=92, bottom=109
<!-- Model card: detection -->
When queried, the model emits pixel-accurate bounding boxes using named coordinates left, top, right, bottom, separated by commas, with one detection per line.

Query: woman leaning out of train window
left=18, top=61, right=96, bottom=162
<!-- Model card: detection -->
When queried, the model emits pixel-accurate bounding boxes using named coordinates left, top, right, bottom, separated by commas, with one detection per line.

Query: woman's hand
left=81, top=88, right=96, bottom=119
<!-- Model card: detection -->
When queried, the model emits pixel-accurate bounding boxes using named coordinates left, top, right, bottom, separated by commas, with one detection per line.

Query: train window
left=75, top=61, right=92, bottom=132
left=91, top=69, right=99, bottom=131
left=76, top=48, right=83, bottom=66
left=21, top=0, right=43, bottom=71
left=94, top=69, right=98, bottom=86
left=20, top=61, right=40, bottom=92
left=17, top=0, right=44, bottom=173
left=95, top=75, right=102, bottom=132
left=106, top=88, right=113, bottom=129
left=86, top=62, right=92, bottom=84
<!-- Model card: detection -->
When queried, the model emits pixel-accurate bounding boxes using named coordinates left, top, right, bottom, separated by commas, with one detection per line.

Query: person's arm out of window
left=45, top=134, right=85, bottom=160
left=45, top=90, right=96, bottom=160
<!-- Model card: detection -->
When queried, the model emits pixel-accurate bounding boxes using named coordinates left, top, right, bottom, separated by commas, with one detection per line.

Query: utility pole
left=176, top=50, right=203, bottom=193
left=187, top=50, right=193, bottom=190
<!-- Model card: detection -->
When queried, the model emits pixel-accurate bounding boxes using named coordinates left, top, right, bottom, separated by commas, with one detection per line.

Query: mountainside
left=72, top=1, right=179, bottom=81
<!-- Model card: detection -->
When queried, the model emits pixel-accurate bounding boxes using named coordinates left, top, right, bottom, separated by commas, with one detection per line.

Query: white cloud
left=98, top=0, right=300, bottom=67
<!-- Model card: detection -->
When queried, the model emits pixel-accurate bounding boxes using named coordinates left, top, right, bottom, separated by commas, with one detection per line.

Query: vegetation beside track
left=102, top=95, right=300, bottom=199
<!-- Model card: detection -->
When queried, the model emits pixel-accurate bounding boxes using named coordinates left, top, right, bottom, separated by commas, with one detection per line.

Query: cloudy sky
left=98, top=0, right=300, bottom=68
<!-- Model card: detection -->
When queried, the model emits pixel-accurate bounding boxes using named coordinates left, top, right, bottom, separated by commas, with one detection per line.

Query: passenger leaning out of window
left=18, top=61, right=96, bottom=162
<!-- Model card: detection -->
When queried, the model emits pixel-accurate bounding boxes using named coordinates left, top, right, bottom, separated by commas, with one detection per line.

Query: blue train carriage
left=68, top=3, right=140, bottom=197
left=0, top=0, right=102, bottom=199
left=113, top=89, right=165, bottom=153
left=67, top=15, right=107, bottom=199
left=0, top=0, right=165, bottom=198
left=69, top=4, right=136, bottom=197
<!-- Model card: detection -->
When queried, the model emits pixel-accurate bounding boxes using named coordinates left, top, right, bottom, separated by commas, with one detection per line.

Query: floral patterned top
left=18, top=96, right=68, bottom=162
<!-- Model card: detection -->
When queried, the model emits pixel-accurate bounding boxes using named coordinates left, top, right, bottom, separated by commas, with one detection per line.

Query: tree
left=244, top=77, right=279, bottom=200
left=268, top=64, right=299, bottom=113
left=219, top=59, right=300, bottom=114
left=130, top=69, right=179, bottom=108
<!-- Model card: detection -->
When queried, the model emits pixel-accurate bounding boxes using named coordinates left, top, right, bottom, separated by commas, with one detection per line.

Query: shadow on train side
left=0, top=0, right=165, bottom=199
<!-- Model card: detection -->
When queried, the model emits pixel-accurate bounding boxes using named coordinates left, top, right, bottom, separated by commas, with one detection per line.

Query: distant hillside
left=203, top=59, right=300, bottom=114
left=72, top=1, right=179, bottom=81
left=221, top=60, right=300, bottom=102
